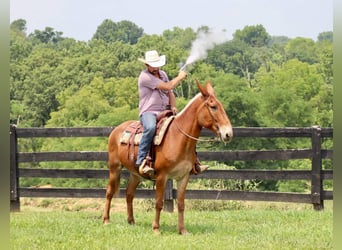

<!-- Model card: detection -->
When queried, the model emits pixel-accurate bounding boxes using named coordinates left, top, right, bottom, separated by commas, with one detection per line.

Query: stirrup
left=138, top=159, right=154, bottom=175
left=191, top=161, right=209, bottom=175
left=196, top=164, right=209, bottom=173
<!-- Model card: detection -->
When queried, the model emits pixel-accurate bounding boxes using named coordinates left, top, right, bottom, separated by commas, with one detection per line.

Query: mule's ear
left=205, top=81, right=215, bottom=96
left=196, top=79, right=209, bottom=98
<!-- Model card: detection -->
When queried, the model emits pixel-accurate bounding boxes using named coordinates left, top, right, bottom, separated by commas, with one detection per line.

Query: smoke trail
left=184, top=29, right=228, bottom=67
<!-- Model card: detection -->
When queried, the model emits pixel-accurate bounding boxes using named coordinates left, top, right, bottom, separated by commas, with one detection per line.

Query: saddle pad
left=120, top=116, right=174, bottom=146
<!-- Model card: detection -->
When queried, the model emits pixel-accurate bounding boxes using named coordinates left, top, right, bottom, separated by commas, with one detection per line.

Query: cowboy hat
left=138, top=50, right=166, bottom=67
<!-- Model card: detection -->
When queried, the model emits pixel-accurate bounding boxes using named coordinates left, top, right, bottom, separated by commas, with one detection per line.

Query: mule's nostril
left=224, top=132, right=231, bottom=140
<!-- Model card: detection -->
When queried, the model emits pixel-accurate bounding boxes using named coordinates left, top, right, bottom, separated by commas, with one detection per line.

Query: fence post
left=311, top=125, right=323, bottom=210
left=163, top=179, right=174, bottom=212
left=10, top=125, right=20, bottom=212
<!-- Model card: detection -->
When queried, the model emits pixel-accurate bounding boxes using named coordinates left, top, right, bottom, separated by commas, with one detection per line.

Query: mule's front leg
left=126, top=174, right=141, bottom=225
left=153, top=175, right=167, bottom=235
left=177, top=175, right=190, bottom=235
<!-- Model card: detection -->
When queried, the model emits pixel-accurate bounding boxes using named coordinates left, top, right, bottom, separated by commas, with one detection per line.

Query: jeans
left=136, top=112, right=157, bottom=165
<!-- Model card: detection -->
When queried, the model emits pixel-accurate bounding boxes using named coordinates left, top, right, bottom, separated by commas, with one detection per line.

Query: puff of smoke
left=183, top=29, right=228, bottom=69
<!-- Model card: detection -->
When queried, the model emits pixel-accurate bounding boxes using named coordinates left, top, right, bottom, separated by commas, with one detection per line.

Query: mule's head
left=196, top=79, right=233, bottom=142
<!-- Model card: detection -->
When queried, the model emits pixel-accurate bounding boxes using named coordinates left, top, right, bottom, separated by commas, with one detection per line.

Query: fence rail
left=10, top=125, right=333, bottom=212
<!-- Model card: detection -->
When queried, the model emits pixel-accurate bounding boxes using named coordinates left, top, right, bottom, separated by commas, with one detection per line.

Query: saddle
left=120, top=110, right=175, bottom=162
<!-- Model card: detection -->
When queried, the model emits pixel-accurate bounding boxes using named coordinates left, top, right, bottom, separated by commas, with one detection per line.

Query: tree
left=28, top=27, right=64, bottom=44
left=162, top=27, right=196, bottom=50
left=211, top=72, right=260, bottom=127
left=254, top=59, right=329, bottom=127
left=233, top=24, right=270, bottom=47
left=116, top=20, right=144, bottom=44
left=207, top=39, right=262, bottom=86
left=135, top=34, right=170, bottom=52
left=92, top=19, right=143, bottom=44
left=92, top=19, right=116, bottom=42
left=285, top=37, right=319, bottom=64
left=267, top=36, right=289, bottom=66
left=10, top=19, right=33, bottom=61
left=317, top=31, right=333, bottom=43
left=10, top=45, right=65, bottom=127
left=317, top=40, right=333, bottom=84
left=269, top=36, right=290, bottom=46
left=10, top=19, right=27, bottom=36
left=48, top=77, right=112, bottom=127
left=47, top=76, right=139, bottom=127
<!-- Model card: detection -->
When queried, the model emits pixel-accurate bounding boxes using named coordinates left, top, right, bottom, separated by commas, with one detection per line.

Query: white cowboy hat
left=138, top=50, right=166, bottom=67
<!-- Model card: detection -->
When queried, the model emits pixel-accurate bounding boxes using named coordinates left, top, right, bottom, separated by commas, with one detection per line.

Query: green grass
left=10, top=199, right=333, bottom=250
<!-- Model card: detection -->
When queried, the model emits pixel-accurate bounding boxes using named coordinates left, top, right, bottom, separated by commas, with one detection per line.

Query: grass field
left=10, top=198, right=333, bottom=250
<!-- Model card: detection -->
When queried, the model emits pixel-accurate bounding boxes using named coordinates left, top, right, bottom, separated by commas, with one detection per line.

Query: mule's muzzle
left=218, top=126, right=233, bottom=142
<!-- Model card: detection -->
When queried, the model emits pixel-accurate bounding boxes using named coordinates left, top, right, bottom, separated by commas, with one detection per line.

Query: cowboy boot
left=190, top=157, right=209, bottom=175
left=138, top=156, right=154, bottom=175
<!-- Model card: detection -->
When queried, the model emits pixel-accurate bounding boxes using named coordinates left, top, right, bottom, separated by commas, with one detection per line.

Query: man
left=136, top=50, right=208, bottom=175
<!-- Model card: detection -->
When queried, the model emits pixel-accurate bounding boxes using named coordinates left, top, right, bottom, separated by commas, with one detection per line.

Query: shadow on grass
left=129, top=217, right=218, bottom=235
left=98, top=209, right=219, bottom=235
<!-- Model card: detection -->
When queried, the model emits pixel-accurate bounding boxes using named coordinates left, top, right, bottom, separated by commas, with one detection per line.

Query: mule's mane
left=176, top=93, right=202, bottom=118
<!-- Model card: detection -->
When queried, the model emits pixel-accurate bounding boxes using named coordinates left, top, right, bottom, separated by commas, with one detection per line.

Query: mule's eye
left=210, top=105, right=217, bottom=111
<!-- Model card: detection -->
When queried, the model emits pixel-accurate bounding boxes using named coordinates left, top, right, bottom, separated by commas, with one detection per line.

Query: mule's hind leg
left=103, top=158, right=121, bottom=225
left=126, top=173, right=141, bottom=224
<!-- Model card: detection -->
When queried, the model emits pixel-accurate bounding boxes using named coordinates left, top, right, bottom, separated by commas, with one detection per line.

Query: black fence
left=10, top=125, right=333, bottom=212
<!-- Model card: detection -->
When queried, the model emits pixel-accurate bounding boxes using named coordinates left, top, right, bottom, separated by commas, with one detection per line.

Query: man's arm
left=169, top=90, right=178, bottom=114
left=169, top=90, right=176, bottom=106
left=156, top=71, right=187, bottom=91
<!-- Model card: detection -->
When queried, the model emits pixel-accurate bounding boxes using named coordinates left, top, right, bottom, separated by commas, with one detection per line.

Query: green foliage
left=162, top=27, right=196, bottom=50
left=285, top=37, right=319, bottom=64
left=188, top=162, right=261, bottom=192
left=47, top=78, right=110, bottom=127
left=233, top=24, right=271, bottom=47
left=92, top=19, right=144, bottom=44
left=10, top=19, right=27, bottom=35
left=317, top=31, right=333, bottom=43
left=276, top=159, right=312, bottom=192
left=277, top=180, right=310, bottom=193
left=317, top=40, right=333, bottom=84
left=255, top=59, right=326, bottom=127
left=28, top=27, right=64, bottom=45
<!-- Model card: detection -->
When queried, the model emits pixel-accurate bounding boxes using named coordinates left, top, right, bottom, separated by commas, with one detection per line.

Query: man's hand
left=178, top=70, right=187, bottom=80
left=171, top=106, right=178, bottom=115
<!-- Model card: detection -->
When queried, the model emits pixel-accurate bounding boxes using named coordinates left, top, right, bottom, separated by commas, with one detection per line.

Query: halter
left=174, top=98, right=220, bottom=142
left=204, top=99, right=220, bottom=132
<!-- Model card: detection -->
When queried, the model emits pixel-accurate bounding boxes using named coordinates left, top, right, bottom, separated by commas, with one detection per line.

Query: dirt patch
left=19, top=198, right=332, bottom=213
left=20, top=198, right=124, bottom=212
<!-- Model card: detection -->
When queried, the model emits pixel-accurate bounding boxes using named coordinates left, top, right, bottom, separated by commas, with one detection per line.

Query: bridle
left=173, top=98, right=220, bottom=142
left=204, top=98, right=220, bottom=131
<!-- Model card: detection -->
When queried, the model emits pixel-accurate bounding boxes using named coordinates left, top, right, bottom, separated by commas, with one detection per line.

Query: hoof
left=127, top=218, right=135, bottom=225
left=179, top=229, right=190, bottom=235
left=153, top=229, right=161, bottom=235
left=103, top=220, right=110, bottom=225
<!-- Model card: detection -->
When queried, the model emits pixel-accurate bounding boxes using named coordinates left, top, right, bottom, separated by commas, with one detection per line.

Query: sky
left=10, top=0, right=333, bottom=42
